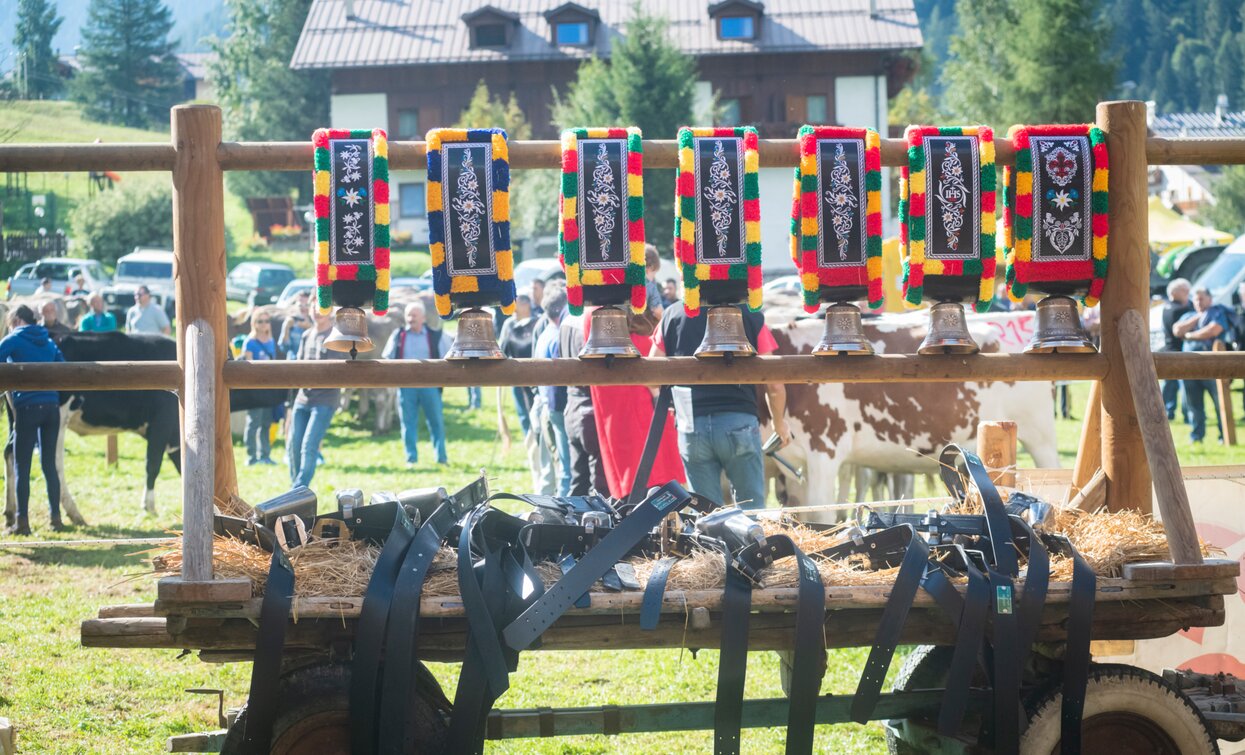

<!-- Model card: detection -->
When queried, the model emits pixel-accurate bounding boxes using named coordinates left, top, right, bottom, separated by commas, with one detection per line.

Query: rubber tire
left=219, top=662, right=450, bottom=754
left=1020, top=664, right=1219, bottom=755
left=885, top=645, right=956, bottom=755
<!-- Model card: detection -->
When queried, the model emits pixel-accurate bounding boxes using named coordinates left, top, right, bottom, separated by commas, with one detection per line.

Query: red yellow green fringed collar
left=312, top=128, right=390, bottom=315
left=425, top=128, right=515, bottom=317
left=674, top=126, right=762, bottom=316
left=789, top=125, right=884, bottom=313
left=900, top=125, right=996, bottom=312
left=558, top=127, right=646, bottom=316
left=1004, top=125, right=1109, bottom=306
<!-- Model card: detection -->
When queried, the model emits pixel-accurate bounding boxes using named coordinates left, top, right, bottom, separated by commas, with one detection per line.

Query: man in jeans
left=1173, top=286, right=1233, bottom=443
left=1159, top=278, right=1193, bottom=420
left=288, top=309, right=347, bottom=488
left=534, top=284, right=571, bottom=495
left=651, top=304, right=791, bottom=509
left=382, top=300, right=452, bottom=466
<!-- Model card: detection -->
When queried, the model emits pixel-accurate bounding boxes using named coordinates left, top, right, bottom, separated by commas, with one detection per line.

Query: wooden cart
left=2, top=99, right=1244, bottom=752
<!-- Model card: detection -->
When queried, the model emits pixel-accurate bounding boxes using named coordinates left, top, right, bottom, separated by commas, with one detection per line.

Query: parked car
left=1150, top=243, right=1227, bottom=296
left=1150, top=237, right=1245, bottom=350
left=6, top=257, right=111, bottom=300
left=275, top=275, right=430, bottom=309
left=226, top=262, right=296, bottom=305
left=100, top=248, right=176, bottom=318
left=763, top=275, right=803, bottom=297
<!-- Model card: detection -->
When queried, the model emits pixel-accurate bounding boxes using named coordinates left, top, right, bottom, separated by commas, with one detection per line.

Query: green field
left=0, top=380, right=1242, bottom=753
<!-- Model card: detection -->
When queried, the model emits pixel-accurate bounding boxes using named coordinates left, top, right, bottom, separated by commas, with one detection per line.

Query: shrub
left=70, top=181, right=173, bottom=266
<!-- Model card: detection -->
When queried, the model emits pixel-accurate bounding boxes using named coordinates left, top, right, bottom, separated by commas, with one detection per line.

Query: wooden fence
left=1, top=100, right=1243, bottom=597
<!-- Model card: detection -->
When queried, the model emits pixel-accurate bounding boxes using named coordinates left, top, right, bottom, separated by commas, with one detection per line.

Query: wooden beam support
left=105, top=434, right=118, bottom=467
left=170, top=105, right=238, bottom=508
left=1096, top=100, right=1153, bottom=514
left=1213, top=341, right=1237, bottom=446
left=179, top=320, right=214, bottom=582
left=1071, top=381, right=1103, bottom=492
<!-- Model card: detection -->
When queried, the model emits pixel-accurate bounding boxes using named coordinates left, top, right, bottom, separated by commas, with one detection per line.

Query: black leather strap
left=939, top=445, right=1019, bottom=577
left=349, top=504, right=417, bottom=755
left=378, top=496, right=471, bottom=754
left=922, top=555, right=989, bottom=735
left=1052, top=535, right=1096, bottom=754
left=238, top=532, right=294, bottom=754
left=987, top=565, right=1021, bottom=754
left=504, top=481, right=694, bottom=652
left=640, top=557, right=677, bottom=630
left=715, top=549, right=751, bottom=755
left=1011, top=517, right=1050, bottom=677
left=627, top=386, right=673, bottom=507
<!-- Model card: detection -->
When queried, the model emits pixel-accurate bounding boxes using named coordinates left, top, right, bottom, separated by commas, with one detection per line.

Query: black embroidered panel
left=1031, top=135, right=1092, bottom=263
left=816, top=138, right=867, bottom=268
left=440, top=142, right=496, bottom=276
left=922, top=135, right=980, bottom=262
left=328, top=138, right=375, bottom=266
left=693, top=136, right=745, bottom=265
left=577, top=138, right=629, bottom=271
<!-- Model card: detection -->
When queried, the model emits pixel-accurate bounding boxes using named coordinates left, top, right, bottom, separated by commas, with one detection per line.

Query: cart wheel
left=1021, top=664, right=1218, bottom=755
left=219, top=662, right=450, bottom=754
left=885, top=645, right=957, bottom=754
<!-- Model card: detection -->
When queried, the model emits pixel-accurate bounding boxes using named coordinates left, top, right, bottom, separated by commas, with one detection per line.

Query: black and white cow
left=3, top=331, right=287, bottom=523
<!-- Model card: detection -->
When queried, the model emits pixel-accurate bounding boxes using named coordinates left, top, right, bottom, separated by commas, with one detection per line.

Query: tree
left=70, top=180, right=174, bottom=265
left=13, top=0, right=64, bottom=99
left=552, top=7, right=695, bottom=253
left=1006, top=0, right=1116, bottom=124
left=939, top=0, right=1016, bottom=125
left=210, top=0, right=329, bottom=202
left=70, top=0, right=182, bottom=129
left=1204, top=166, right=1245, bottom=237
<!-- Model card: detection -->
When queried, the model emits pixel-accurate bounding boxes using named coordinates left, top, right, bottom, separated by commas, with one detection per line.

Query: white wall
left=834, top=74, right=895, bottom=236
left=390, top=169, right=431, bottom=245
left=759, top=166, right=796, bottom=275
left=330, top=93, right=389, bottom=132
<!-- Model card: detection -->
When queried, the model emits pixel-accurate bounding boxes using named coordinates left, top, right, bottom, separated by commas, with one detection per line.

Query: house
left=1148, top=96, right=1245, bottom=221
left=176, top=52, right=217, bottom=102
left=291, top=0, right=922, bottom=269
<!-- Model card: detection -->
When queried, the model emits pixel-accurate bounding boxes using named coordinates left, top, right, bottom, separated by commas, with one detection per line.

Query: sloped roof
left=291, top=0, right=921, bottom=70
left=1151, top=110, right=1245, bottom=139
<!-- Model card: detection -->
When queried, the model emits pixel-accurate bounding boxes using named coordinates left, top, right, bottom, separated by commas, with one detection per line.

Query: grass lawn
left=0, top=380, right=1242, bottom=752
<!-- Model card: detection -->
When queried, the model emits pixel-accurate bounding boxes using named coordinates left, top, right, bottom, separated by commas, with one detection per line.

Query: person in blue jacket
left=1, top=305, right=65, bottom=535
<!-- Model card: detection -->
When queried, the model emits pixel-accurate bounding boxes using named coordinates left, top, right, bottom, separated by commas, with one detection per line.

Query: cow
left=2, top=331, right=287, bottom=524
left=763, top=296, right=1059, bottom=509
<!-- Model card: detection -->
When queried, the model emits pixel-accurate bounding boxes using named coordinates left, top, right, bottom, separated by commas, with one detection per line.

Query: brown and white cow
left=764, top=297, right=1058, bottom=507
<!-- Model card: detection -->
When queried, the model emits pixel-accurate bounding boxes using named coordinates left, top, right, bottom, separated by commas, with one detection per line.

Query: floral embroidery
left=937, top=140, right=968, bottom=251
left=1044, top=211, right=1081, bottom=254
left=704, top=140, right=738, bottom=258
left=824, top=142, right=858, bottom=261
left=586, top=142, right=620, bottom=260
left=451, top=149, right=484, bottom=268
left=1043, top=144, right=1078, bottom=187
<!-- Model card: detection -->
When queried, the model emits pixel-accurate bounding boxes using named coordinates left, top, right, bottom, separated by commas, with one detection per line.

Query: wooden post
left=976, top=421, right=1017, bottom=488
left=105, top=435, right=118, bottom=467
left=1213, top=341, right=1237, bottom=446
left=171, top=105, right=239, bottom=508
left=180, top=320, right=214, bottom=583
left=1117, top=310, right=1203, bottom=564
left=1071, top=382, right=1103, bottom=493
left=1096, top=101, right=1153, bottom=514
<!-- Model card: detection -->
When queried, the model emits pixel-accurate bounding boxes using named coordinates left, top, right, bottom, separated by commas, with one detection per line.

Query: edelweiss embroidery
left=824, top=142, right=858, bottom=261
left=937, top=140, right=967, bottom=251
left=451, top=149, right=484, bottom=267
left=586, top=142, right=620, bottom=260
left=704, top=140, right=738, bottom=258
left=335, top=143, right=368, bottom=258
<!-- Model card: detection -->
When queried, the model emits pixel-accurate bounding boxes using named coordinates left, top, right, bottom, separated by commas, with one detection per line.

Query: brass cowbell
left=579, top=306, right=640, bottom=359
left=324, top=306, right=374, bottom=358
left=917, top=301, right=979, bottom=355
left=446, top=307, right=504, bottom=360
left=694, top=305, right=757, bottom=359
left=1025, top=295, right=1096, bottom=353
left=813, top=303, right=874, bottom=356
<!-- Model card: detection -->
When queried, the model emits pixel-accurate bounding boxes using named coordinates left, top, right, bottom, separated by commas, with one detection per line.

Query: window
left=556, top=21, right=590, bottom=45
left=397, top=108, right=419, bottom=140
left=718, top=98, right=741, bottom=126
left=719, top=16, right=755, bottom=39
left=806, top=95, right=827, bottom=124
left=400, top=183, right=426, bottom=219
left=474, top=23, right=507, bottom=47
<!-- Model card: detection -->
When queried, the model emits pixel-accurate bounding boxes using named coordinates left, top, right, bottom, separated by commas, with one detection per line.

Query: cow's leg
left=374, top=388, right=396, bottom=435
left=142, top=435, right=165, bottom=516
left=55, top=404, right=86, bottom=526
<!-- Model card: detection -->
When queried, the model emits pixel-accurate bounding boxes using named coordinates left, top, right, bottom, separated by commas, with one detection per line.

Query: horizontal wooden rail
left=5, top=136, right=1245, bottom=174
left=0, top=352, right=1237, bottom=391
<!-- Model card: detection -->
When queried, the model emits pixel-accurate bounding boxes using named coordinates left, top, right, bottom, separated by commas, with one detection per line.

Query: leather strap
left=238, top=531, right=294, bottom=754
left=504, top=481, right=695, bottom=652
left=939, top=445, right=1019, bottom=577
left=1051, top=534, right=1096, bottom=754
left=639, top=557, right=677, bottom=630
left=922, top=555, right=989, bottom=735
left=628, top=387, right=673, bottom=507
left=349, top=504, right=417, bottom=755
left=714, top=549, right=751, bottom=755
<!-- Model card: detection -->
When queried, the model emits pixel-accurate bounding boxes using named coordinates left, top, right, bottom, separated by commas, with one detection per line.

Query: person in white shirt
left=125, top=286, right=171, bottom=335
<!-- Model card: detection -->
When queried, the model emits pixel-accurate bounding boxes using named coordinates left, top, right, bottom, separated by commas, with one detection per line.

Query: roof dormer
left=544, top=2, right=600, bottom=47
left=462, top=6, right=520, bottom=49
left=707, top=0, right=763, bottom=41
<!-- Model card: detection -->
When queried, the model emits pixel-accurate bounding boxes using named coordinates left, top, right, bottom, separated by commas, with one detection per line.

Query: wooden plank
left=1145, top=137, right=1245, bottom=166
left=167, top=730, right=226, bottom=753
left=977, top=420, right=1018, bottom=488
left=1071, top=381, right=1102, bottom=492
left=1068, top=467, right=1107, bottom=511
left=170, top=104, right=238, bottom=507
left=157, top=577, right=252, bottom=603
left=1096, top=100, right=1154, bottom=515
left=98, top=604, right=157, bottom=619
left=105, top=435, right=118, bottom=467
left=0, top=362, right=181, bottom=391
left=180, top=320, right=215, bottom=582
left=1118, top=309, right=1205, bottom=564
left=0, top=143, right=176, bottom=172
left=1213, top=341, right=1237, bottom=446
left=1121, top=558, right=1239, bottom=581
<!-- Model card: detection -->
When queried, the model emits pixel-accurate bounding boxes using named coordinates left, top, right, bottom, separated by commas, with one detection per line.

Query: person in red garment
left=587, top=307, right=686, bottom=498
